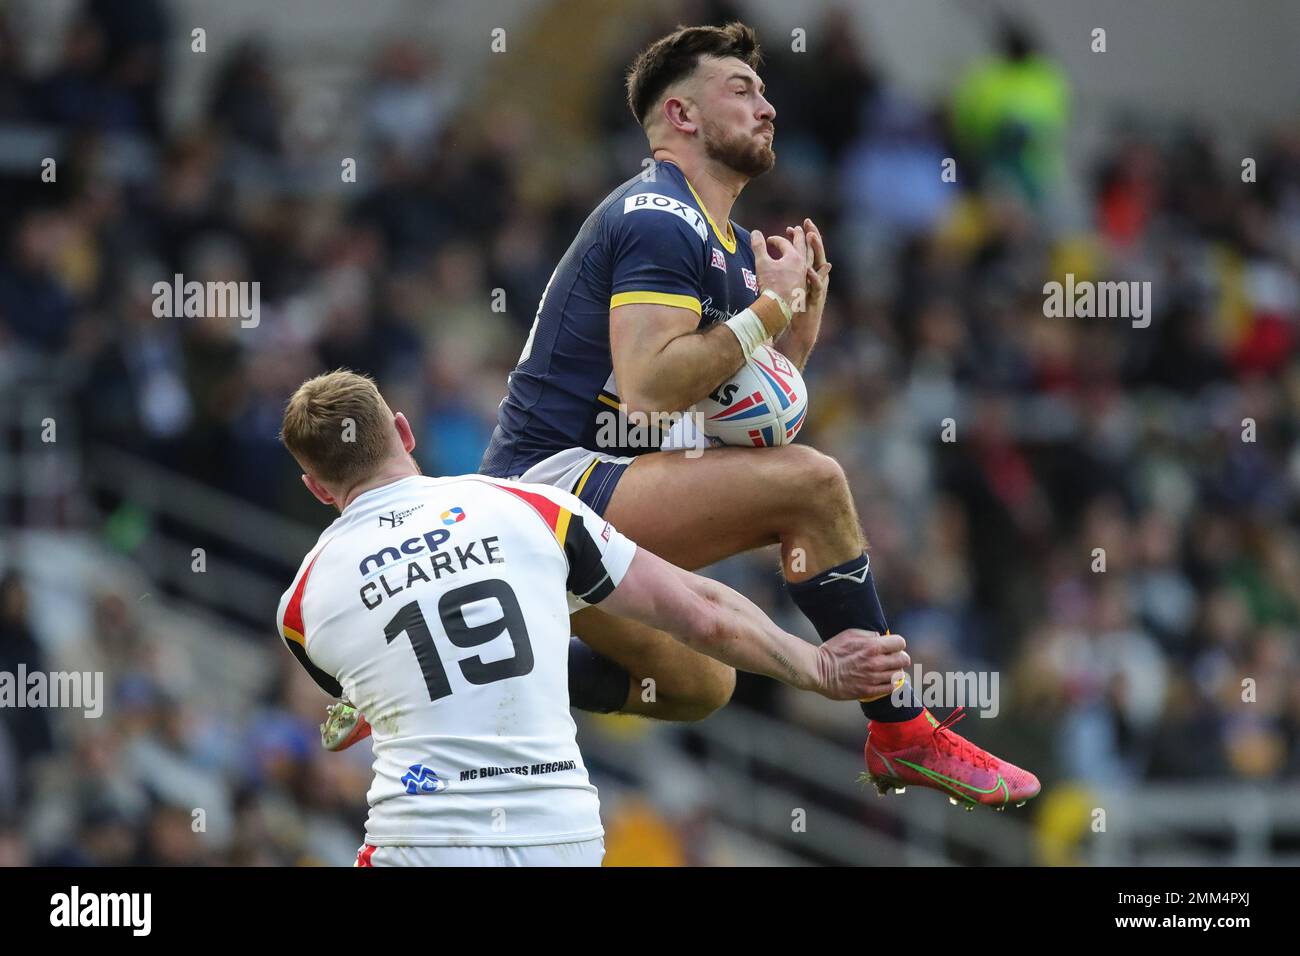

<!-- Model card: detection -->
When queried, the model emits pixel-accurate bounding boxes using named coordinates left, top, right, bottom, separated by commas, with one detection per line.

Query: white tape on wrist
left=762, top=287, right=793, bottom=324
left=723, top=307, right=769, bottom=359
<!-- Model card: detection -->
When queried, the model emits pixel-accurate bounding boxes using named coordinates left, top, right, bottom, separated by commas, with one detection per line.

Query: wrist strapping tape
left=723, top=307, right=770, bottom=359
left=762, top=287, right=794, bottom=324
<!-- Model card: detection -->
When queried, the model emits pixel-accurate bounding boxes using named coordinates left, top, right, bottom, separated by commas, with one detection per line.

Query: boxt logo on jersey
left=358, top=528, right=453, bottom=575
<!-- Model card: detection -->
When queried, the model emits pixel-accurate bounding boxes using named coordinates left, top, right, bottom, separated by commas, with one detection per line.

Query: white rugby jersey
left=276, top=474, right=637, bottom=847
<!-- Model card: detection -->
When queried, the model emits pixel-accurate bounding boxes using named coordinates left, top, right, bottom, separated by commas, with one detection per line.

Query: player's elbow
left=617, top=390, right=657, bottom=420
left=618, top=360, right=699, bottom=417
left=649, top=573, right=724, bottom=654
left=619, top=385, right=688, bottom=419
left=680, top=585, right=730, bottom=655
left=673, top=598, right=737, bottom=718
left=652, top=580, right=735, bottom=719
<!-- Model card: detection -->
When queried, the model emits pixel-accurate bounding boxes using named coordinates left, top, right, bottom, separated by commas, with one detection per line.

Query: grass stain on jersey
left=496, top=693, right=516, bottom=737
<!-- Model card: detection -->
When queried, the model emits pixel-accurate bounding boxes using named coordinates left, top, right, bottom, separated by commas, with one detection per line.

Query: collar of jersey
left=341, top=474, right=428, bottom=513
left=663, top=161, right=737, bottom=254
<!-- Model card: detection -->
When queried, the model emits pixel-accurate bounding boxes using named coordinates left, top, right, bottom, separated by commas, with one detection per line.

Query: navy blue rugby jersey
left=479, top=159, right=760, bottom=477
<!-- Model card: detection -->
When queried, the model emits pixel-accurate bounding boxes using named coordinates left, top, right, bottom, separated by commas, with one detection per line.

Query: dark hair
left=625, top=21, right=763, bottom=127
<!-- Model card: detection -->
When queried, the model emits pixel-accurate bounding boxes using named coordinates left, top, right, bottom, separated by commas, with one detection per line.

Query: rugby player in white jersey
left=275, top=370, right=912, bottom=867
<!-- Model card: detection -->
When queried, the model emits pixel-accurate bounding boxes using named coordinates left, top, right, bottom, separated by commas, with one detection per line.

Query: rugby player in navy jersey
left=479, top=22, right=1038, bottom=808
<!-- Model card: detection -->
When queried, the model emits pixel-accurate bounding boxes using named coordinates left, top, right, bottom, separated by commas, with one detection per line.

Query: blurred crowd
left=3, top=0, right=1300, bottom=865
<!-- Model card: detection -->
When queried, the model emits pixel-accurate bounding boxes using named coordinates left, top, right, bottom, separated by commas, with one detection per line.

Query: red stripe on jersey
left=283, top=551, right=323, bottom=645
left=491, top=482, right=563, bottom=533
left=356, top=844, right=376, bottom=867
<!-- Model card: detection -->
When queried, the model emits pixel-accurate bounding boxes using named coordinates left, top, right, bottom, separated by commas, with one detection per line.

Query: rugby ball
left=698, top=344, right=808, bottom=447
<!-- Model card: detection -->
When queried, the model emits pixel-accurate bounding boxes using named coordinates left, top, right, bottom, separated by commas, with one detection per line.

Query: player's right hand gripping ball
left=320, top=701, right=373, bottom=751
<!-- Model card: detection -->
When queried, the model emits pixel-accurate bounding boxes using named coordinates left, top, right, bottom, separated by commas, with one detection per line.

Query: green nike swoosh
left=895, top=758, right=1010, bottom=805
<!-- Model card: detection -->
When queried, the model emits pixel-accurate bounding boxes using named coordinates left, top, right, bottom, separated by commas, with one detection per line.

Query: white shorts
left=355, top=838, right=605, bottom=867
left=508, top=414, right=708, bottom=515
left=516, top=447, right=635, bottom=516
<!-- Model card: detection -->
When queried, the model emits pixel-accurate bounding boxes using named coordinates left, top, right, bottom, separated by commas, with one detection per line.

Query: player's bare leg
left=578, top=441, right=1040, bottom=809
left=570, top=605, right=735, bottom=720
left=569, top=443, right=856, bottom=721
left=602, top=444, right=863, bottom=580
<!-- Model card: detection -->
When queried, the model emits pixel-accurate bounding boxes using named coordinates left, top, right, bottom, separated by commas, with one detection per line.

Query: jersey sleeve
left=277, top=551, right=344, bottom=699
left=560, top=498, right=638, bottom=612
left=607, top=191, right=708, bottom=317
left=489, top=480, right=637, bottom=612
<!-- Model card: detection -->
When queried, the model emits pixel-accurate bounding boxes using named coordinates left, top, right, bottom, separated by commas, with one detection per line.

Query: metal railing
left=86, top=444, right=320, bottom=630
left=1088, top=783, right=1300, bottom=866
left=0, top=358, right=86, bottom=529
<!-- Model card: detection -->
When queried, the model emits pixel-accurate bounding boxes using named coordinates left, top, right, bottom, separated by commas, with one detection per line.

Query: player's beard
left=701, top=116, right=775, bottom=179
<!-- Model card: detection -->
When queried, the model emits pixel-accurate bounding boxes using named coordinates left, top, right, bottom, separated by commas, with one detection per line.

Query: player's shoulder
left=479, top=476, right=613, bottom=547
left=277, top=530, right=333, bottom=628
left=601, top=161, right=709, bottom=245
left=278, top=476, right=443, bottom=600
left=471, top=475, right=586, bottom=522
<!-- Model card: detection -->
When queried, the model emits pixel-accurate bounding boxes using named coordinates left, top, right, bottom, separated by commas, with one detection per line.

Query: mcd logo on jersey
left=358, top=528, right=452, bottom=575
left=441, top=507, right=466, bottom=525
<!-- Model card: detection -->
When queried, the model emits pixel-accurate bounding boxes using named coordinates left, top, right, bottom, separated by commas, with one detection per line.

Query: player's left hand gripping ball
left=321, top=701, right=372, bottom=751
left=787, top=218, right=830, bottom=314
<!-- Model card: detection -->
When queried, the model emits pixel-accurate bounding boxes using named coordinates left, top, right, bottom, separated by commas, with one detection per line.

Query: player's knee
left=679, top=662, right=735, bottom=720
left=811, top=449, right=851, bottom=499
left=781, top=446, right=852, bottom=517
left=709, top=661, right=737, bottom=711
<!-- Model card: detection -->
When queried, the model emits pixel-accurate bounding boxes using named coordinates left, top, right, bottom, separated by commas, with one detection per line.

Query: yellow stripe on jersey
left=573, top=458, right=600, bottom=496
left=610, top=291, right=702, bottom=315
left=491, top=481, right=575, bottom=551
left=554, top=507, right=572, bottom=548
left=683, top=177, right=737, bottom=253
left=596, top=393, right=620, bottom=409
left=282, top=625, right=306, bottom=647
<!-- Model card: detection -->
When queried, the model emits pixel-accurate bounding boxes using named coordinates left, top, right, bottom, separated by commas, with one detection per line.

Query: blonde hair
left=280, top=370, right=395, bottom=488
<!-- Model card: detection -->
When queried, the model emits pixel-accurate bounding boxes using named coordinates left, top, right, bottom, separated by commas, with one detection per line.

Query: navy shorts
left=514, top=447, right=635, bottom=517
